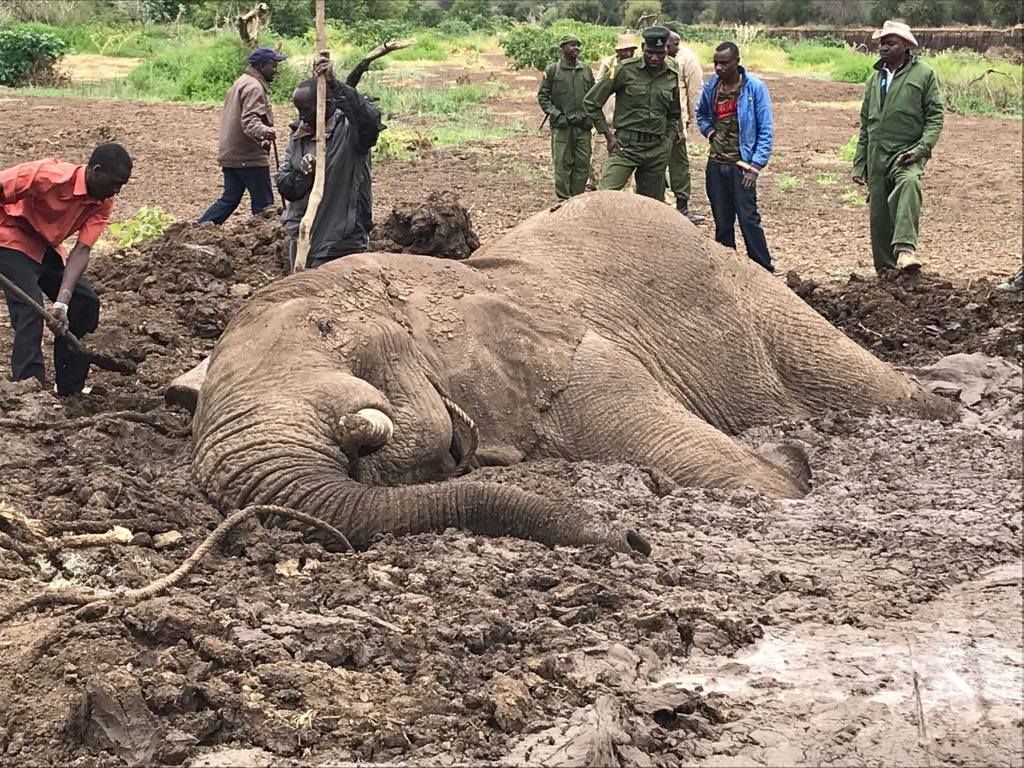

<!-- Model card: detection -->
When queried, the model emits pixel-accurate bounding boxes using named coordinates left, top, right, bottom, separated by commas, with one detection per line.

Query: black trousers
left=705, top=160, right=774, bottom=272
left=0, top=246, right=99, bottom=395
left=198, top=166, right=275, bottom=225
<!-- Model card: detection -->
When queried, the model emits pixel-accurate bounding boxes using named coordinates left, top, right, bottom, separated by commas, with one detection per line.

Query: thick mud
left=0, top=220, right=1021, bottom=766
left=369, top=191, right=480, bottom=260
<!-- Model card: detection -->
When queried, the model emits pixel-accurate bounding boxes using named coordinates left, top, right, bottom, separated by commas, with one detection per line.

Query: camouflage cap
left=641, top=25, right=670, bottom=51
left=558, top=34, right=582, bottom=47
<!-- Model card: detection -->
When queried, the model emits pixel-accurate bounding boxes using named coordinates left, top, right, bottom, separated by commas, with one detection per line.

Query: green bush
left=437, top=18, right=473, bottom=37
left=0, top=26, right=69, bottom=86
left=500, top=20, right=617, bottom=71
left=331, top=19, right=413, bottom=48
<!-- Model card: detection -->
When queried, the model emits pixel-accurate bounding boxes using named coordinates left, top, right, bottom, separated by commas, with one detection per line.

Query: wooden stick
left=293, top=0, right=327, bottom=273
left=345, top=37, right=416, bottom=88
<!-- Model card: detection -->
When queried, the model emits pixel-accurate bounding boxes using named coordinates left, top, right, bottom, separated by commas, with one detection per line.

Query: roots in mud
left=369, top=190, right=480, bottom=259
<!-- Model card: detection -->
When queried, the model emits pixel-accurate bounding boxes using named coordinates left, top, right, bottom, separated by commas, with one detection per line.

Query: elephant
left=183, top=191, right=950, bottom=553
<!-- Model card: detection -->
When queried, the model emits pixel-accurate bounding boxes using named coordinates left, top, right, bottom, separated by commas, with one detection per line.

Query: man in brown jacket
left=199, top=46, right=287, bottom=224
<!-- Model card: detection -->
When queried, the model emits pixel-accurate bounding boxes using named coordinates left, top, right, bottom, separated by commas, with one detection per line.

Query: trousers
left=598, top=134, right=672, bottom=200
left=867, top=156, right=924, bottom=270
left=551, top=126, right=592, bottom=200
left=705, top=160, right=773, bottom=272
left=667, top=134, right=692, bottom=203
left=199, top=166, right=274, bottom=225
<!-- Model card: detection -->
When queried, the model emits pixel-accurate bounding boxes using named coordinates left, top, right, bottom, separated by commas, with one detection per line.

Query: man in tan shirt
left=199, top=46, right=287, bottom=224
left=587, top=34, right=637, bottom=191
left=666, top=29, right=705, bottom=223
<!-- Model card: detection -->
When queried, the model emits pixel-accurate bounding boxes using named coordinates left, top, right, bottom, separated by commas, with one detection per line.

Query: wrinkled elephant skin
left=191, top=192, right=950, bottom=551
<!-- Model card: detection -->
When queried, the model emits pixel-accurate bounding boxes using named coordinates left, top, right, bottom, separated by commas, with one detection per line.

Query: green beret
left=642, top=25, right=670, bottom=51
left=558, top=34, right=582, bottom=47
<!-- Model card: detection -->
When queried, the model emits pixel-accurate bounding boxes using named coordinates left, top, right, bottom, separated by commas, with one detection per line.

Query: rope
left=0, top=504, right=353, bottom=625
left=439, top=394, right=479, bottom=473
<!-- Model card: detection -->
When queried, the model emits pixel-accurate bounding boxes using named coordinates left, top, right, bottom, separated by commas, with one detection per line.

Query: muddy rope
left=0, top=504, right=353, bottom=625
left=440, top=394, right=479, bottom=474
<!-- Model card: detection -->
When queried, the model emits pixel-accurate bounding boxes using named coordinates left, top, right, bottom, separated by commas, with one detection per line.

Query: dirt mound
left=369, top=191, right=480, bottom=259
left=788, top=270, right=1024, bottom=365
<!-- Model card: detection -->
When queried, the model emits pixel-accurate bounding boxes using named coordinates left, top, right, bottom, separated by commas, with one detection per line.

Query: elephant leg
left=539, top=331, right=808, bottom=497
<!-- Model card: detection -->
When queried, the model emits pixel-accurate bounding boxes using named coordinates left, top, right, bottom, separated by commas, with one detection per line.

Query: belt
left=617, top=128, right=664, bottom=144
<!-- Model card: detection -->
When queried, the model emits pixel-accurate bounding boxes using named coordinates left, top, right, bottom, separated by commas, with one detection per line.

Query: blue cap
left=249, top=46, right=288, bottom=65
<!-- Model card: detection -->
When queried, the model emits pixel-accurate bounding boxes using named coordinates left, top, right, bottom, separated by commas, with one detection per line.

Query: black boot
left=675, top=197, right=705, bottom=225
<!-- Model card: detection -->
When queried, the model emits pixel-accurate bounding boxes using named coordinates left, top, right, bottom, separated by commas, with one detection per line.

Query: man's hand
left=313, top=52, right=338, bottom=87
left=551, top=112, right=569, bottom=129
left=605, top=130, right=618, bottom=154
left=675, top=128, right=687, bottom=145
left=897, top=148, right=921, bottom=166
left=852, top=174, right=867, bottom=186
left=300, top=153, right=316, bottom=175
left=52, top=301, right=69, bottom=335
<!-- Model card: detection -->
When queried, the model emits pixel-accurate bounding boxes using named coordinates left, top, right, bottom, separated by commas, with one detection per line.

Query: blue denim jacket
left=696, top=66, right=774, bottom=169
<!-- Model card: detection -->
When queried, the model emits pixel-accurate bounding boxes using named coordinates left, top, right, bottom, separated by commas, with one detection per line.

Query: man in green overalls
left=584, top=26, right=681, bottom=200
left=852, top=20, right=944, bottom=273
left=538, top=34, right=596, bottom=200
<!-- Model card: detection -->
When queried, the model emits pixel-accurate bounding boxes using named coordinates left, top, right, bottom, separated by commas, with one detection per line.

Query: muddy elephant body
left=191, top=192, right=947, bottom=550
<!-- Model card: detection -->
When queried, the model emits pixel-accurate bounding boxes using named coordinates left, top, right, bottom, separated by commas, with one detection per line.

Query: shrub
left=839, top=134, right=859, bottom=162
left=268, top=0, right=314, bottom=37
left=109, top=206, right=175, bottom=247
left=437, top=17, right=473, bottom=37
left=0, top=26, right=69, bottom=86
left=500, top=20, right=616, bottom=71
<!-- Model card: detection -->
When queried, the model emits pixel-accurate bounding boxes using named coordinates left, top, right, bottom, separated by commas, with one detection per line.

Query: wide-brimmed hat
left=614, top=33, right=638, bottom=51
left=872, top=19, right=918, bottom=48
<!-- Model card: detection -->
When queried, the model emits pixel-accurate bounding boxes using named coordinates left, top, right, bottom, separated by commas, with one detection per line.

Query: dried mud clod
left=787, top=270, right=1024, bottom=365
left=369, top=190, right=480, bottom=260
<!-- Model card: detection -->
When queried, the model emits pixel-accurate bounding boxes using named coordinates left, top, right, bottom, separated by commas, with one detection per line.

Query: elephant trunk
left=193, top=403, right=648, bottom=554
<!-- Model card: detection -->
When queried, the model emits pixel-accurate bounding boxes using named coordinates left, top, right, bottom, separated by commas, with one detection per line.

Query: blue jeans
left=706, top=160, right=774, bottom=272
left=199, top=166, right=274, bottom=225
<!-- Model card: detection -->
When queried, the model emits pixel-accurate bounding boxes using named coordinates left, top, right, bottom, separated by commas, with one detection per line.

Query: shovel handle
left=0, top=270, right=87, bottom=355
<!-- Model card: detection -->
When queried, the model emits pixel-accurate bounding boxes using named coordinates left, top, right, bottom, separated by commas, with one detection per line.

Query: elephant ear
left=757, top=441, right=812, bottom=495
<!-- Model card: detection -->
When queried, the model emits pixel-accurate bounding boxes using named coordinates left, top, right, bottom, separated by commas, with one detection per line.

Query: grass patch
left=815, top=172, right=839, bottom=187
left=840, top=189, right=867, bottom=206
left=839, top=134, right=859, bottom=163
left=775, top=172, right=802, bottom=190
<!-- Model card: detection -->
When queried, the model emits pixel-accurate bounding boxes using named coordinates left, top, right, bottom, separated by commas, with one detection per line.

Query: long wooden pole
left=293, top=0, right=327, bottom=273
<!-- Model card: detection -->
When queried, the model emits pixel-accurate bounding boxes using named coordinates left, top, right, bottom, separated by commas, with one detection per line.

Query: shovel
left=0, top=272, right=136, bottom=375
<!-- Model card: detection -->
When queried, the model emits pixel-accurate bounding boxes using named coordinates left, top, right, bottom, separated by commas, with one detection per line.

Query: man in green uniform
left=537, top=34, right=595, bottom=200
left=852, top=20, right=944, bottom=273
left=584, top=26, right=681, bottom=201
left=666, top=28, right=706, bottom=224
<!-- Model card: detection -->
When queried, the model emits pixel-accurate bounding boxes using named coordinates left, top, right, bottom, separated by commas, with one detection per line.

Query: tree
left=988, top=0, right=1024, bottom=25
left=326, top=0, right=369, bottom=22
left=564, top=0, right=624, bottom=24
left=707, top=0, right=766, bottom=22
left=269, top=0, right=314, bottom=36
left=622, top=0, right=663, bottom=26
left=868, top=0, right=902, bottom=25
left=766, top=0, right=815, bottom=24
left=813, top=0, right=870, bottom=24
left=660, top=0, right=708, bottom=23
left=367, top=0, right=413, bottom=17
left=449, top=0, right=491, bottom=19
left=896, top=0, right=950, bottom=25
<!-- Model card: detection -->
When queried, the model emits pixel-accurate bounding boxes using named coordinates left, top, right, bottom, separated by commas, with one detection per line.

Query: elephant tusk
left=440, top=394, right=478, bottom=474
left=338, top=408, right=394, bottom=448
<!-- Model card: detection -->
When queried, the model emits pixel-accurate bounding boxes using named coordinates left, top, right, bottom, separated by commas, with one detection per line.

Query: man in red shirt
left=0, top=143, right=132, bottom=395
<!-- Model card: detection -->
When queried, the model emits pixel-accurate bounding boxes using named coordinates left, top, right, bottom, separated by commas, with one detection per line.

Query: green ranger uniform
left=853, top=53, right=943, bottom=270
left=537, top=35, right=596, bottom=200
left=584, top=26, right=681, bottom=200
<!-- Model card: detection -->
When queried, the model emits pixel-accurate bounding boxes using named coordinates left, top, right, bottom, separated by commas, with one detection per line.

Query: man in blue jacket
left=696, top=42, right=774, bottom=272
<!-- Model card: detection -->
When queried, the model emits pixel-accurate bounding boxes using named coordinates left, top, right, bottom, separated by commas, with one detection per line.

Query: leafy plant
left=0, top=26, right=69, bottom=86
left=839, top=134, right=859, bottom=162
left=499, top=20, right=616, bottom=71
left=109, top=206, right=175, bottom=246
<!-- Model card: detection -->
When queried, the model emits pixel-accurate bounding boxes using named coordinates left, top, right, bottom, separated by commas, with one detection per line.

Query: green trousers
left=867, top=156, right=924, bottom=271
left=598, top=136, right=672, bottom=200
left=667, top=135, right=691, bottom=203
left=552, top=126, right=592, bottom=200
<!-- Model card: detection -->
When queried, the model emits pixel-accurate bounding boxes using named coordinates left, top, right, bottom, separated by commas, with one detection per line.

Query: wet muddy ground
left=0, top=209, right=1020, bottom=766
left=1, top=50, right=1023, bottom=767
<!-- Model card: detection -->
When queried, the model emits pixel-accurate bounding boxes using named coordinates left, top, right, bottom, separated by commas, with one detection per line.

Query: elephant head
left=190, top=272, right=649, bottom=554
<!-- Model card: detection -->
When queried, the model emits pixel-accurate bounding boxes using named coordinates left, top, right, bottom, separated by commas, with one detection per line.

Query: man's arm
left=915, top=70, right=944, bottom=159
left=750, top=80, right=774, bottom=169
left=537, top=64, right=564, bottom=126
left=584, top=67, right=617, bottom=135
left=334, top=83, right=384, bottom=155
left=276, top=131, right=313, bottom=202
left=852, top=77, right=871, bottom=181
left=239, top=81, right=274, bottom=143
left=695, top=82, right=714, bottom=138
left=681, top=50, right=704, bottom=129
left=52, top=202, right=109, bottom=329
left=667, top=83, right=682, bottom=137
